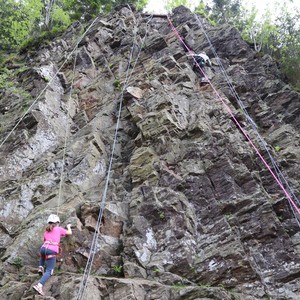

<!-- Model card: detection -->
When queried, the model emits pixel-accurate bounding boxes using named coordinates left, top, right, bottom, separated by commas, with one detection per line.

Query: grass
left=0, top=69, right=14, bottom=89
left=19, top=25, right=68, bottom=54
left=54, top=268, right=64, bottom=275
left=13, top=256, right=23, bottom=270
left=112, top=264, right=123, bottom=274
left=274, top=145, right=281, bottom=152
left=172, top=282, right=187, bottom=290
left=113, top=78, right=121, bottom=91
left=159, top=211, right=165, bottom=220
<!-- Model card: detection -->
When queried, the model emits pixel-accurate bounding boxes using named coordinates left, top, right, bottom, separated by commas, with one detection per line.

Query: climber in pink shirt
left=33, top=214, right=72, bottom=296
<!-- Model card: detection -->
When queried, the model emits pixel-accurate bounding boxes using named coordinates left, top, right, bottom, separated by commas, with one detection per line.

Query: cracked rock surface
left=0, top=5, right=300, bottom=300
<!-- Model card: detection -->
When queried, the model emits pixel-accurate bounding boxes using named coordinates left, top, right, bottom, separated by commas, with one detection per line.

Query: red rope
left=167, top=15, right=300, bottom=216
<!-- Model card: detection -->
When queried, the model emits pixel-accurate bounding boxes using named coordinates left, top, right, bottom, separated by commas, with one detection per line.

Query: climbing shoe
left=38, top=266, right=44, bottom=275
left=33, top=284, right=45, bottom=296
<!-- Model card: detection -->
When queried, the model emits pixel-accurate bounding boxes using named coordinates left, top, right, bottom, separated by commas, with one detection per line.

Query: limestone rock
left=0, top=5, right=300, bottom=300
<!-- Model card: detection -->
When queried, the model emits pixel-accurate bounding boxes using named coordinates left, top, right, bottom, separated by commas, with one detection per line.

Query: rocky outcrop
left=0, top=5, right=300, bottom=300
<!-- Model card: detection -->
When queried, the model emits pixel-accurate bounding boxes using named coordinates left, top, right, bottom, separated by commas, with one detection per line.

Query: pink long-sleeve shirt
left=42, top=226, right=67, bottom=253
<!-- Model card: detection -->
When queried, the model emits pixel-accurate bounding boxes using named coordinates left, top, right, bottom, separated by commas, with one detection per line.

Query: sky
left=144, top=0, right=300, bottom=17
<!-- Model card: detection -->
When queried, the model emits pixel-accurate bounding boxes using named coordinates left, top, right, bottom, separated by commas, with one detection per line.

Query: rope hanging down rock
left=167, top=14, right=300, bottom=219
left=193, top=13, right=300, bottom=226
left=0, top=17, right=100, bottom=149
left=75, top=11, right=153, bottom=300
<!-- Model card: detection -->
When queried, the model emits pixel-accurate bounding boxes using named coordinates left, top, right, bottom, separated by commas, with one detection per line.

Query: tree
left=195, top=0, right=215, bottom=24
left=64, top=0, right=148, bottom=21
left=208, top=0, right=242, bottom=24
left=236, top=8, right=280, bottom=54
left=0, top=0, right=149, bottom=51
left=0, top=0, right=42, bottom=50
left=274, top=5, right=300, bottom=89
left=164, top=0, right=189, bottom=12
left=207, top=0, right=300, bottom=89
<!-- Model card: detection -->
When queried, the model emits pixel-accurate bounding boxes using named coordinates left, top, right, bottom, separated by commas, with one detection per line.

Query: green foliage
left=54, top=268, right=63, bottom=275
left=0, top=68, right=14, bottom=89
left=51, top=3, right=72, bottom=27
left=0, top=54, right=32, bottom=105
left=159, top=211, right=165, bottom=220
left=135, top=0, right=149, bottom=11
left=113, top=79, right=122, bottom=91
left=0, top=70, right=10, bottom=90
left=0, top=0, right=41, bottom=50
left=207, top=0, right=242, bottom=24
left=172, top=282, right=187, bottom=289
left=63, top=0, right=148, bottom=21
left=274, top=6, right=300, bottom=89
left=112, top=264, right=123, bottom=274
left=263, top=292, right=272, bottom=299
left=19, top=25, right=68, bottom=53
left=274, top=145, right=281, bottom=152
left=224, top=213, right=232, bottom=221
left=106, top=0, right=149, bottom=13
left=0, top=0, right=148, bottom=51
left=281, top=48, right=300, bottom=91
left=63, top=0, right=103, bottom=21
left=204, top=0, right=300, bottom=90
left=13, top=256, right=23, bottom=270
left=236, top=8, right=280, bottom=55
left=195, top=1, right=214, bottom=24
left=164, top=0, right=189, bottom=12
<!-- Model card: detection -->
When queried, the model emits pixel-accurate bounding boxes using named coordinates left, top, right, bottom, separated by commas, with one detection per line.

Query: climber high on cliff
left=188, top=51, right=212, bottom=84
left=32, top=214, right=72, bottom=296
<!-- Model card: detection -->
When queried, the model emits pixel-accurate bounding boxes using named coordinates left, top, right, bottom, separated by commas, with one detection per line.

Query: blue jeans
left=39, top=247, right=57, bottom=286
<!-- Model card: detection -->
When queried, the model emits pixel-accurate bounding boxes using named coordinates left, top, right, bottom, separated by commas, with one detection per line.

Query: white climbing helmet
left=47, top=214, right=60, bottom=224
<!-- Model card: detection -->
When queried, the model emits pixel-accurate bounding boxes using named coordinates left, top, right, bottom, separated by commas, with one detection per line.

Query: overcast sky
left=144, top=0, right=300, bottom=17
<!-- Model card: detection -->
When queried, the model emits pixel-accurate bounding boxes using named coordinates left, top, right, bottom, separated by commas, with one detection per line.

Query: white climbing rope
left=194, top=13, right=300, bottom=226
left=0, top=16, right=100, bottom=149
left=75, top=10, right=153, bottom=300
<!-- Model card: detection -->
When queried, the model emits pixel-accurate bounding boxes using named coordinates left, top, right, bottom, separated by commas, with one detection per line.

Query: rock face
left=1, top=5, right=300, bottom=300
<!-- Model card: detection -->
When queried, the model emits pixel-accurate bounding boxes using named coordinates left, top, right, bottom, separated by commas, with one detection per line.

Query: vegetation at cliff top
left=0, top=0, right=300, bottom=90
left=212, top=0, right=299, bottom=90
left=0, top=0, right=148, bottom=51
left=167, top=0, right=300, bottom=90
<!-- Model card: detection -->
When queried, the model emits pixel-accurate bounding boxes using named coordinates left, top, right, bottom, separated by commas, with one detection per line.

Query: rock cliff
left=0, top=5, right=300, bottom=300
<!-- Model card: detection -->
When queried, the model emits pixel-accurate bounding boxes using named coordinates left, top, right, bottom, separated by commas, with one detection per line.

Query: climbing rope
left=0, top=17, right=101, bottom=221
left=75, top=10, right=153, bottom=300
left=167, top=15, right=300, bottom=218
left=193, top=13, right=300, bottom=226
left=0, top=16, right=100, bottom=149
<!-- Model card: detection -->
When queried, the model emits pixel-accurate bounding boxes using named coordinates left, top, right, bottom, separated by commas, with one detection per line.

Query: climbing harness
left=43, top=241, right=59, bottom=246
left=39, top=253, right=57, bottom=260
left=75, top=9, right=153, bottom=300
left=167, top=15, right=300, bottom=218
left=39, top=241, right=62, bottom=260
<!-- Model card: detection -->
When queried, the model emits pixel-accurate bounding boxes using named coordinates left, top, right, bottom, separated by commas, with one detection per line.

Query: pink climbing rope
left=167, top=15, right=300, bottom=216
